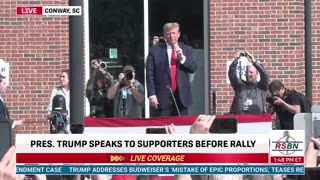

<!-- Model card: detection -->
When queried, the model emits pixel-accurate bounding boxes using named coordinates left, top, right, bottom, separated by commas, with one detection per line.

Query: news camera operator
left=267, top=80, right=301, bottom=130
left=228, top=50, right=269, bottom=115
left=107, top=65, right=144, bottom=118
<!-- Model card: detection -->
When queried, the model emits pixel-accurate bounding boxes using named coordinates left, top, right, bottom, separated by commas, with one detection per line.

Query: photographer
left=86, top=59, right=100, bottom=103
left=107, top=65, right=144, bottom=118
left=228, top=50, right=269, bottom=114
left=268, top=80, right=301, bottom=129
left=86, top=59, right=113, bottom=104
left=90, top=69, right=113, bottom=118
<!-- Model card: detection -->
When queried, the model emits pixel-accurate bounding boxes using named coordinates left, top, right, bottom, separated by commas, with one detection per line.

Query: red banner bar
left=17, top=153, right=268, bottom=164
left=16, top=6, right=42, bottom=15
left=270, top=156, right=304, bottom=164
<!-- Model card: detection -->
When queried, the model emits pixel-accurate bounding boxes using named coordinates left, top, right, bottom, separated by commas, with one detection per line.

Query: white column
left=83, top=0, right=90, bottom=116
left=143, top=0, right=150, bottom=118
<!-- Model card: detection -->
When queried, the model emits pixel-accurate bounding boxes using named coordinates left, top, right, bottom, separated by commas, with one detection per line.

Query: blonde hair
left=163, top=22, right=180, bottom=33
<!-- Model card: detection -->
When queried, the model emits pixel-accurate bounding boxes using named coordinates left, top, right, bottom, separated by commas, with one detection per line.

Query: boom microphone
left=167, top=85, right=181, bottom=116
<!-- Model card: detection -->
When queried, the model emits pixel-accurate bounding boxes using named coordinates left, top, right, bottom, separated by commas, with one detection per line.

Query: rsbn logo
left=272, top=130, right=303, bottom=155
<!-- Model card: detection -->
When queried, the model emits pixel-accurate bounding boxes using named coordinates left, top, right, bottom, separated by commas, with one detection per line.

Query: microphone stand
left=167, top=85, right=181, bottom=116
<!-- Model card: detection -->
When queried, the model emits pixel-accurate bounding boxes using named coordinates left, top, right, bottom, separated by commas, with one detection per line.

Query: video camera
left=266, top=93, right=280, bottom=104
left=48, top=95, right=69, bottom=134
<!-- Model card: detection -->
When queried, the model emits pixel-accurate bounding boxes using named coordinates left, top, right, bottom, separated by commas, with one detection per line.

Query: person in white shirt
left=47, top=70, right=70, bottom=133
left=47, top=69, right=70, bottom=115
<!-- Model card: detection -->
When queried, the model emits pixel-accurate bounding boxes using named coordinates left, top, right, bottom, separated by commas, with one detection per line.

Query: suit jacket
left=146, top=42, right=197, bottom=109
left=0, top=99, right=13, bottom=126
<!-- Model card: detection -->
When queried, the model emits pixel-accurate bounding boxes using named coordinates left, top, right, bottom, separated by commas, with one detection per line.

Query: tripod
left=49, top=111, right=69, bottom=134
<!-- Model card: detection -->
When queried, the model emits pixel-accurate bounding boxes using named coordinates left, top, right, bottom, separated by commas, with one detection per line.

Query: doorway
left=88, top=0, right=206, bottom=117
left=149, top=0, right=205, bottom=115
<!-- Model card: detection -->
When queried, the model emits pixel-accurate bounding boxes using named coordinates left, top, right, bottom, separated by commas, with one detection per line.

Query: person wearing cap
left=146, top=22, right=197, bottom=117
left=107, top=65, right=145, bottom=118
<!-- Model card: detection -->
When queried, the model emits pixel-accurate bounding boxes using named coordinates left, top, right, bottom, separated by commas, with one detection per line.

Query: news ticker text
left=16, top=165, right=305, bottom=175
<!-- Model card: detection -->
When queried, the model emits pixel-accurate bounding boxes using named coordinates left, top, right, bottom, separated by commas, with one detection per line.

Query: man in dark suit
left=0, top=74, right=24, bottom=128
left=146, top=22, right=197, bottom=117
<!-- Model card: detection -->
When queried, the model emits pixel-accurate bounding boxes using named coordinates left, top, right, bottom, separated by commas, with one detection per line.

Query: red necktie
left=170, top=46, right=177, bottom=91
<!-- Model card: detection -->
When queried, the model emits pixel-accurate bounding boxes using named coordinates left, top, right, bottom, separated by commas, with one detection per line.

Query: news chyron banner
left=15, top=131, right=305, bottom=175
left=16, top=6, right=81, bottom=16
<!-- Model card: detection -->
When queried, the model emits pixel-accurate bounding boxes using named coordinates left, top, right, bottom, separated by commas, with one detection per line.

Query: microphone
left=283, top=130, right=290, bottom=142
left=167, top=85, right=181, bottom=116
left=173, top=44, right=183, bottom=58
left=283, top=130, right=290, bottom=154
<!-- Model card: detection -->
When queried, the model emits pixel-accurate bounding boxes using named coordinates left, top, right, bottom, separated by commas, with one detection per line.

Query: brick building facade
left=0, top=0, right=319, bottom=134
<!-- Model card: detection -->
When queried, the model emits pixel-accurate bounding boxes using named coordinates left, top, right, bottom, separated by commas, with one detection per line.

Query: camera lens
left=239, top=51, right=247, bottom=57
left=125, top=72, right=133, bottom=80
left=99, top=62, right=107, bottom=69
